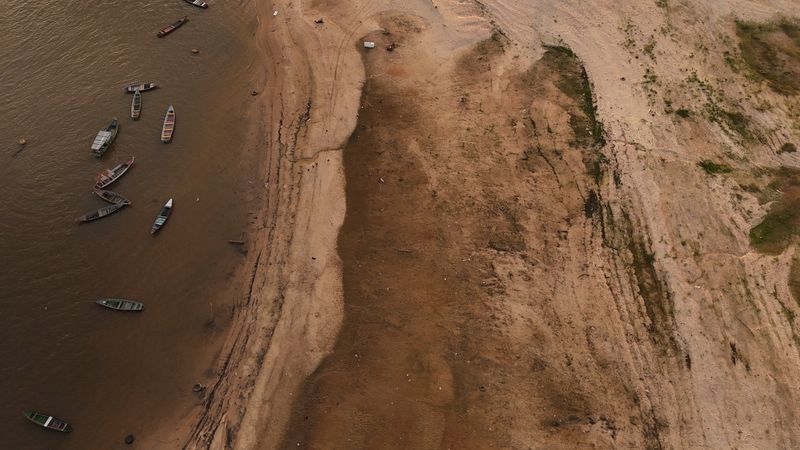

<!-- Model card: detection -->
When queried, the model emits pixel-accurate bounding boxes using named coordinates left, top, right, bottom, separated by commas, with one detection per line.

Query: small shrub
left=698, top=160, right=732, bottom=174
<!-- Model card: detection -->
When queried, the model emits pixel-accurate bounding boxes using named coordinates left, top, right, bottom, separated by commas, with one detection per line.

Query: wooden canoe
left=157, top=16, right=188, bottom=37
left=94, top=189, right=131, bottom=205
left=183, top=0, right=209, bottom=8
left=151, top=198, right=173, bottom=234
left=131, top=90, right=142, bottom=119
left=95, top=156, right=135, bottom=190
left=76, top=202, right=126, bottom=223
left=161, top=105, right=175, bottom=143
left=24, top=411, right=72, bottom=433
left=124, top=82, right=157, bottom=93
left=91, top=118, right=119, bottom=158
left=96, top=298, right=144, bottom=311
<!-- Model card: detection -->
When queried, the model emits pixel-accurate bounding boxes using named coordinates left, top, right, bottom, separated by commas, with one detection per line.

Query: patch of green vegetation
left=619, top=211, right=679, bottom=351
left=750, top=206, right=797, bottom=254
left=544, top=45, right=606, bottom=147
left=675, top=108, right=691, bottom=118
left=584, top=189, right=600, bottom=218
left=578, top=69, right=606, bottom=147
left=542, top=44, right=576, bottom=58
left=702, top=100, right=755, bottom=142
left=723, top=50, right=744, bottom=73
left=663, top=98, right=674, bottom=114
left=720, top=110, right=754, bottom=141
left=621, top=20, right=638, bottom=50
left=698, top=160, right=732, bottom=174
left=750, top=168, right=800, bottom=254
left=643, top=68, right=658, bottom=84
left=589, top=153, right=608, bottom=183
left=644, top=36, right=657, bottom=60
left=736, top=19, right=800, bottom=95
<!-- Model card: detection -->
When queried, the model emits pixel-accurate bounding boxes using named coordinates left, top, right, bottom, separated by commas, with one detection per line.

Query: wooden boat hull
left=76, top=202, right=126, bottom=223
left=95, top=156, right=135, bottom=190
left=151, top=198, right=173, bottom=234
left=91, top=118, right=119, bottom=158
left=94, top=189, right=131, bottom=205
left=96, top=298, right=144, bottom=311
left=158, top=17, right=188, bottom=37
left=131, top=90, right=142, bottom=119
left=124, top=82, right=157, bottom=93
left=24, top=411, right=72, bottom=433
left=161, top=105, right=175, bottom=142
left=184, top=0, right=209, bottom=8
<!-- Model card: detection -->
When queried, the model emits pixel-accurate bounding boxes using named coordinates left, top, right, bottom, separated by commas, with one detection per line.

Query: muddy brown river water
left=0, top=1, right=263, bottom=448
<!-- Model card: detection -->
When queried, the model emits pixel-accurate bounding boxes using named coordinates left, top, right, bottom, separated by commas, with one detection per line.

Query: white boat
left=151, top=198, right=173, bottom=234
left=183, top=0, right=208, bottom=8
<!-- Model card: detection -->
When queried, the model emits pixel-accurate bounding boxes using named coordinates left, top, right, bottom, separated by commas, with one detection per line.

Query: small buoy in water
left=193, top=383, right=206, bottom=392
left=124, top=434, right=135, bottom=445
left=250, top=90, right=258, bottom=96
left=191, top=48, right=199, bottom=54
left=18, top=138, right=27, bottom=145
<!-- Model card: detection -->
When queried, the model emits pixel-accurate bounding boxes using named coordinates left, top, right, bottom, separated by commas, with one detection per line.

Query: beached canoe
left=96, top=298, right=144, bottom=311
left=124, top=82, right=157, bottom=93
left=95, top=156, right=135, bottom=190
left=151, top=198, right=173, bottom=234
left=94, top=189, right=131, bottom=205
left=131, top=90, right=142, bottom=119
left=76, top=202, right=127, bottom=223
left=23, top=411, right=72, bottom=433
left=161, top=105, right=175, bottom=143
left=183, top=0, right=208, bottom=8
left=91, top=118, right=119, bottom=158
left=157, top=16, right=188, bottom=37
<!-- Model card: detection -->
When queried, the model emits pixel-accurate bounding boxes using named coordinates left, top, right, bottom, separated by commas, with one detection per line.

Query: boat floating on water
left=96, top=298, right=144, bottom=311
left=91, top=118, right=119, bottom=158
left=151, top=198, right=173, bottom=234
left=124, top=82, right=157, bottom=93
left=76, top=202, right=127, bottom=223
left=95, top=156, right=135, bottom=190
left=131, top=90, right=142, bottom=119
left=161, top=105, right=175, bottom=142
left=183, top=0, right=208, bottom=8
left=94, top=189, right=131, bottom=205
left=23, top=411, right=72, bottom=433
left=158, top=16, right=188, bottom=37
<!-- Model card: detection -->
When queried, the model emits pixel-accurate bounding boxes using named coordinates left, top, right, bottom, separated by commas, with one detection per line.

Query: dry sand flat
left=176, top=0, right=800, bottom=449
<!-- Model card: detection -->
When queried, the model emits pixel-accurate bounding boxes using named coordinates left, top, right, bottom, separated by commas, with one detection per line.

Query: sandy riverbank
left=176, top=0, right=358, bottom=447
left=170, top=0, right=800, bottom=449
